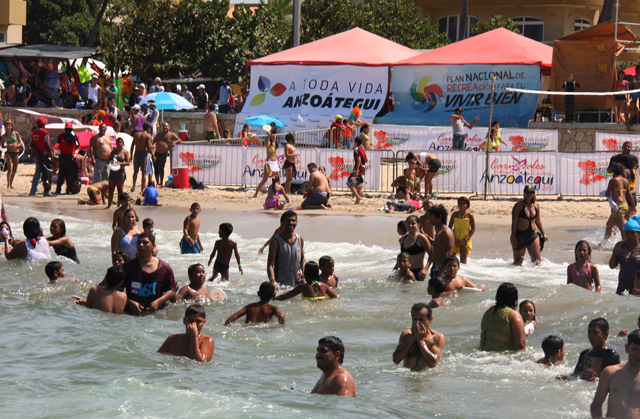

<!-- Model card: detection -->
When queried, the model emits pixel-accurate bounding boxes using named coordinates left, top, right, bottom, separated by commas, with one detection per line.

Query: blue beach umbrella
left=138, top=92, right=196, bottom=122
left=244, top=115, right=284, bottom=129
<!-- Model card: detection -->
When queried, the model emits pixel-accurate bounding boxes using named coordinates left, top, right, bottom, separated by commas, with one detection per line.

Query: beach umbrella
left=138, top=92, right=196, bottom=123
left=244, top=115, right=284, bottom=129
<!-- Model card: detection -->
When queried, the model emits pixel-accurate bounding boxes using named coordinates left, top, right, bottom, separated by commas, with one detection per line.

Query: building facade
left=0, top=0, right=26, bottom=44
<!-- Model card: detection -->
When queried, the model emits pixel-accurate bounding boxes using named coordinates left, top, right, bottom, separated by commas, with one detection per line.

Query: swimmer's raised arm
left=224, top=306, right=248, bottom=325
left=259, top=227, right=281, bottom=255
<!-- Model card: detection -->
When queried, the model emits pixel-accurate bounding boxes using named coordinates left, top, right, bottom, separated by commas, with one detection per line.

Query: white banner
left=556, top=153, right=613, bottom=196
left=236, top=64, right=389, bottom=134
left=172, top=145, right=381, bottom=191
left=595, top=132, right=640, bottom=152
left=371, top=124, right=558, bottom=152
left=477, top=152, right=558, bottom=194
left=431, top=151, right=478, bottom=192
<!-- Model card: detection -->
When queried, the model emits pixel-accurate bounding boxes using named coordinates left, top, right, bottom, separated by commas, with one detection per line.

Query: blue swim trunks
left=180, top=237, right=201, bottom=254
left=632, top=92, right=640, bottom=100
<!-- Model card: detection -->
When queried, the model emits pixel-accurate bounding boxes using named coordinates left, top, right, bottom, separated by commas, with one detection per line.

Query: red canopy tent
left=395, top=28, right=553, bottom=75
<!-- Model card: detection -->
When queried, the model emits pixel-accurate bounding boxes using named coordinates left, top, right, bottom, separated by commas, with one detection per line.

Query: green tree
left=470, top=15, right=521, bottom=36
left=24, top=0, right=106, bottom=46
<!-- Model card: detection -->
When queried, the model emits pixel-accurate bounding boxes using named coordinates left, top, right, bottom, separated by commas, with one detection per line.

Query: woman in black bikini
left=46, top=219, right=80, bottom=263
left=399, top=215, right=432, bottom=280
left=511, top=185, right=548, bottom=266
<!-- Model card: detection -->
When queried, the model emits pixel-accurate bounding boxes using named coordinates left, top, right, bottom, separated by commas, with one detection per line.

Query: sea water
left=0, top=204, right=634, bottom=418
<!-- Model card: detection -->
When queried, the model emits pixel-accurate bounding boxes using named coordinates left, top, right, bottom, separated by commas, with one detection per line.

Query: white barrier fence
left=595, top=132, right=640, bottom=152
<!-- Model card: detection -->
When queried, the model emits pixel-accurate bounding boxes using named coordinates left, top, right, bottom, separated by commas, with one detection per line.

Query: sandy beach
left=1, top=162, right=611, bottom=228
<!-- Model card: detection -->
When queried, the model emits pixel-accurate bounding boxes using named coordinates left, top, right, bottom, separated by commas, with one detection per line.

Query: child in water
left=174, top=263, right=209, bottom=302
left=224, top=282, right=286, bottom=325
left=180, top=202, right=203, bottom=254
left=567, top=240, right=601, bottom=292
left=536, top=335, right=565, bottom=366
left=319, top=255, right=338, bottom=287
left=112, top=251, right=129, bottom=266
left=274, top=261, right=340, bottom=301
left=263, top=175, right=288, bottom=210
left=448, top=196, right=475, bottom=264
left=45, top=261, right=76, bottom=284
left=519, top=299, right=538, bottom=336
left=73, top=266, right=127, bottom=314
left=158, top=304, right=214, bottom=362
left=427, top=277, right=445, bottom=308
left=207, top=223, right=243, bottom=281
left=397, top=220, right=407, bottom=237
left=46, top=219, right=79, bottom=264
left=394, top=252, right=416, bottom=282
left=604, top=163, right=635, bottom=242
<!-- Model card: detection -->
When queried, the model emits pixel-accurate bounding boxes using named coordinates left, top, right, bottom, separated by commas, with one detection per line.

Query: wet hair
left=519, top=299, right=537, bottom=321
left=142, top=123, right=152, bottom=131
left=51, top=219, right=66, bottom=235
left=354, top=136, right=363, bottom=146
left=0, top=221, right=13, bottom=240
left=457, top=196, right=470, bottom=208
left=411, top=302, right=433, bottom=318
left=190, top=202, right=200, bottom=211
left=114, top=251, right=130, bottom=264
left=138, top=231, right=156, bottom=245
left=105, top=265, right=125, bottom=288
left=188, top=263, right=204, bottom=277
left=628, top=329, right=640, bottom=346
left=185, top=304, right=206, bottom=319
left=304, top=261, right=320, bottom=284
left=285, top=133, right=295, bottom=144
left=258, top=281, right=275, bottom=301
left=574, top=240, right=592, bottom=262
left=319, top=255, right=333, bottom=267
left=612, top=163, right=625, bottom=177
left=23, top=217, right=41, bottom=240
left=280, top=210, right=297, bottom=224
left=494, top=282, right=518, bottom=312
left=444, top=255, right=460, bottom=267
left=397, top=220, right=407, bottom=233
left=428, top=277, right=446, bottom=295
left=45, top=261, right=63, bottom=280
left=397, top=252, right=410, bottom=261
left=405, top=152, right=416, bottom=162
left=589, top=317, right=609, bottom=335
left=541, top=335, right=564, bottom=358
left=219, top=222, right=233, bottom=238
left=428, top=204, right=448, bottom=224
left=318, top=336, right=345, bottom=364
left=142, top=218, right=154, bottom=229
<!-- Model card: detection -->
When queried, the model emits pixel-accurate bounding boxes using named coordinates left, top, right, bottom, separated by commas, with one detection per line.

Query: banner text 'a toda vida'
left=281, top=79, right=384, bottom=110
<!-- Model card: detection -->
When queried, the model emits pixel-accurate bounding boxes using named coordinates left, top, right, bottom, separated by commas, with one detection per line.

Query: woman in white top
left=4, top=217, right=51, bottom=260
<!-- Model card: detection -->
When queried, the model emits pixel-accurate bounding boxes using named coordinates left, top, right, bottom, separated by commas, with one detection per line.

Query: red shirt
left=353, top=146, right=367, bottom=176
left=329, top=122, right=345, bottom=146
left=57, top=132, right=78, bottom=156
left=105, top=114, right=114, bottom=127
left=30, top=129, right=50, bottom=156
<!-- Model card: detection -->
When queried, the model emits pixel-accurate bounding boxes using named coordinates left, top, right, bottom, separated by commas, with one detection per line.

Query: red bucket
left=172, top=167, right=190, bottom=189
left=178, top=130, right=190, bottom=142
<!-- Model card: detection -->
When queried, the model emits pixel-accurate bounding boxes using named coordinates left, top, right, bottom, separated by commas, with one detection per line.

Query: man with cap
left=15, top=74, right=32, bottom=108
left=609, top=215, right=640, bottom=295
left=146, top=100, right=159, bottom=137
left=106, top=79, right=118, bottom=103
left=86, top=75, right=102, bottom=108
left=93, top=110, right=106, bottom=126
left=129, top=86, right=140, bottom=108
left=216, top=80, right=231, bottom=114
left=182, top=85, right=194, bottom=106
left=55, top=122, right=80, bottom=194
left=326, top=115, right=346, bottom=148
left=88, top=123, right=113, bottom=184
left=149, top=77, right=163, bottom=94
left=29, top=117, right=54, bottom=196
left=450, top=107, right=479, bottom=150
left=204, top=102, right=221, bottom=141
left=129, top=104, right=145, bottom=135
left=196, top=84, right=209, bottom=111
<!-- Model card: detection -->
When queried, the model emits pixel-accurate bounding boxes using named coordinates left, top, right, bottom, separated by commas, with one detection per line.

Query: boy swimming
left=180, top=202, right=203, bottom=254
left=174, top=263, right=209, bottom=302
left=73, top=266, right=127, bottom=314
left=394, top=253, right=416, bottom=282
left=427, top=277, right=445, bottom=308
left=45, top=261, right=70, bottom=284
left=224, top=282, right=286, bottom=325
left=440, top=256, right=484, bottom=293
left=537, top=335, right=565, bottom=367
left=319, top=256, right=338, bottom=287
left=157, top=304, right=214, bottom=362
left=207, top=223, right=243, bottom=281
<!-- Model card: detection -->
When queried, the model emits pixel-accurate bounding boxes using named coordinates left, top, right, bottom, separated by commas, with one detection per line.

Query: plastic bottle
left=215, top=104, right=219, bottom=114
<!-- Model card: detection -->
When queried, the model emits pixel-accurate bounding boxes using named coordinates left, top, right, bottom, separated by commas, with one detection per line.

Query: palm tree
left=459, top=0, right=469, bottom=41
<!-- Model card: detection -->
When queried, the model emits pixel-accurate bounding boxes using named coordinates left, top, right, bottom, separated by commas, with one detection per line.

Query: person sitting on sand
left=568, top=240, right=601, bottom=292
left=142, top=180, right=164, bottom=206
left=181, top=203, right=203, bottom=254
left=263, top=175, right=288, bottom=210
left=157, top=304, right=214, bottom=362
left=391, top=175, right=407, bottom=198
left=428, top=277, right=446, bottom=308
left=319, top=255, right=338, bottom=287
left=384, top=188, right=421, bottom=213
left=207, top=223, right=242, bottom=281
left=274, top=261, right=339, bottom=301
left=440, top=256, right=484, bottom=293
left=301, top=163, right=334, bottom=210
left=393, top=303, right=445, bottom=371
left=224, top=281, right=285, bottom=326
left=428, top=205, right=455, bottom=279
left=393, top=252, right=416, bottom=282
left=311, top=336, right=357, bottom=397
left=605, top=164, right=635, bottom=242
left=77, top=180, right=109, bottom=206
left=174, top=263, right=209, bottom=302
left=511, top=185, right=548, bottom=266
left=537, top=335, right=565, bottom=367
left=73, top=266, right=127, bottom=314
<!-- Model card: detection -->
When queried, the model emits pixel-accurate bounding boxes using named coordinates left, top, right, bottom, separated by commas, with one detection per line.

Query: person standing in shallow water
left=393, top=303, right=445, bottom=371
left=609, top=215, right=640, bottom=295
left=511, top=185, right=548, bottom=266
left=480, top=282, right=526, bottom=352
left=267, top=210, right=305, bottom=291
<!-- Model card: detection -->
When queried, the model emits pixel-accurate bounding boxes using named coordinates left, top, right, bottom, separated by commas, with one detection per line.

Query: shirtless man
left=112, top=193, right=137, bottom=230
left=591, top=329, right=640, bottom=419
left=419, top=200, right=435, bottom=239
left=87, top=123, right=112, bottom=183
left=204, top=103, right=221, bottom=141
left=392, top=303, right=445, bottom=371
left=301, top=162, right=333, bottom=209
left=2, top=83, right=16, bottom=105
left=311, top=336, right=357, bottom=398
left=153, top=122, right=181, bottom=186
left=440, top=255, right=485, bottom=294
left=129, top=123, right=154, bottom=194
left=73, top=265, right=127, bottom=314
left=428, top=204, right=455, bottom=279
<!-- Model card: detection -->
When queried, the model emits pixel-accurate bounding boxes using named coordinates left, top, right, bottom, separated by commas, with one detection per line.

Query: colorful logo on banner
left=509, top=135, right=548, bottom=152
left=601, top=138, right=620, bottom=151
left=437, top=160, right=456, bottom=176
left=577, top=160, right=611, bottom=185
left=250, top=76, right=287, bottom=106
left=179, top=152, right=221, bottom=172
left=374, top=130, right=409, bottom=149
left=327, top=156, right=371, bottom=180
left=409, top=76, right=444, bottom=112
left=483, top=156, right=554, bottom=190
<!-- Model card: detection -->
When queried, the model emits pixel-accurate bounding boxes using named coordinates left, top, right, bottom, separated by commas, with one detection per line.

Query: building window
left=512, top=17, right=544, bottom=42
left=574, top=19, right=590, bottom=31
left=438, top=16, right=478, bottom=42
